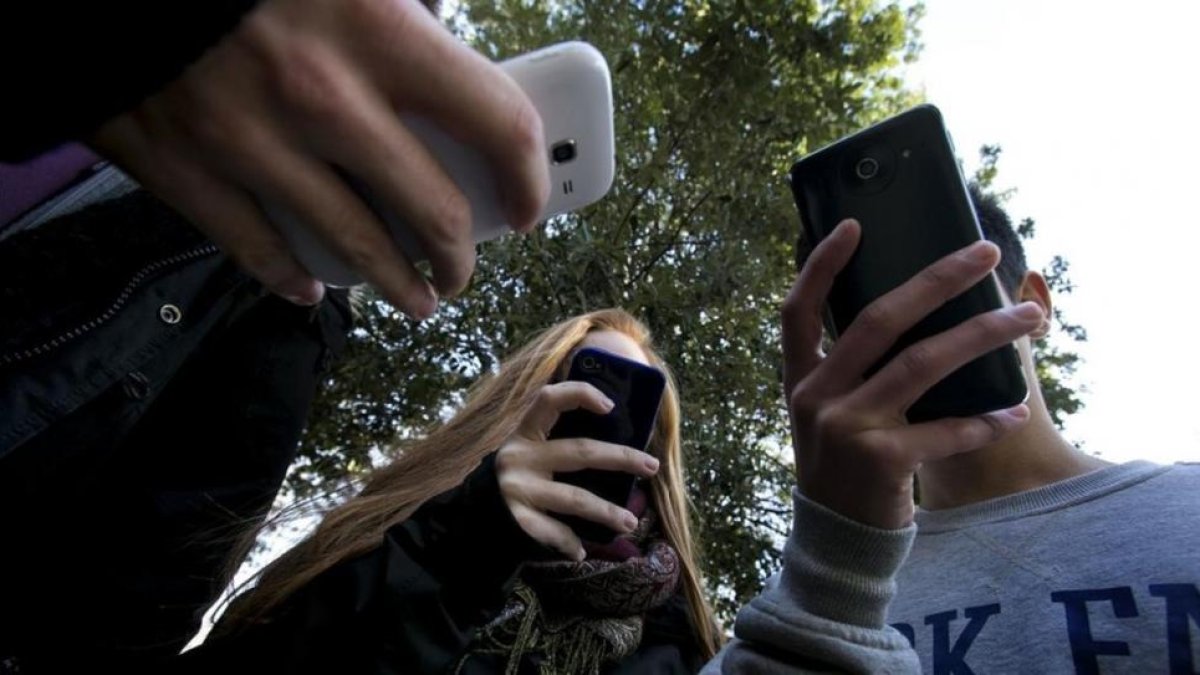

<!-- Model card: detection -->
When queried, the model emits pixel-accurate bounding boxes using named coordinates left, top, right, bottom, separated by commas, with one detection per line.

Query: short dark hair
left=792, top=185, right=1030, bottom=297
left=968, top=184, right=1028, bottom=296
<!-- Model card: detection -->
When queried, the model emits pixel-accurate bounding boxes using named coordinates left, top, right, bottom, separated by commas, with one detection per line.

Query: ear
left=1016, top=270, right=1053, bottom=339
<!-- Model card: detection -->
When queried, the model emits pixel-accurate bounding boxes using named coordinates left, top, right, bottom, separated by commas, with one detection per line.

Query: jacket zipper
left=0, top=243, right=220, bottom=367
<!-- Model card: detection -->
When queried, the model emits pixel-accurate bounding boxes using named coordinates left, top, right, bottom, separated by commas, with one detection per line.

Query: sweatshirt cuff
left=778, top=488, right=916, bottom=628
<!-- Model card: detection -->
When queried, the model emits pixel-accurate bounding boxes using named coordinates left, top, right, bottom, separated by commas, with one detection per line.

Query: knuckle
left=898, top=342, right=936, bottom=377
left=975, top=414, right=1006, bottom=440
left=231, top=238, right=293, bottom=280
left=447, top=249, right=478, bottom=294
left=865, top=433, right=903, bottom=461
left=855, top=300, right=895, bottom=336
left=495, top=442, right=525, bottom=474
left=960, top=312, right=1016, bottom=353
left=970, top=315, right=1003, bottom=344
left=422, top=197, right=475, bottom=296
left=854, top=431, right=906, bottom=469
left=574, top=439, right=598, bottom=463
left=788, top=383, right=821, bottom=423
left=606, top=502, right=626, bottom=523
left=496, top=472, right=520, bottom=496
left=341, top=0, right=387, bottom=26
left=181, top=104, right=243, bottom=148
left=428, top=260, right=473, bottom=298
left=233, top=10, right=274, bottom=51
left=499, top=99, right=547, bottom=222
left=507, top=100, right=544, bottom=157
left=982, top=308, right=1024, bottom=337
left=533, top=385, right=555, bottom=409
left=495, top=447, right=516, bottom=473
left=336, top=229, right=391, bottom=272
left=343, top=0, right=421, bottom=45
left=917, top=258, right=957, bottom=295
left=511, top=508, right=537, bottom=533
left=781, top=288, right=805, bottom=320
left=812, top=404, right=847, bottom=437
left=567, top=487, right=589, bottom=512
left=272, top=44, right=351, bottom=121
left=424, top=189, right=472, bottom=243
left=622, top=445, right=639, bottom=466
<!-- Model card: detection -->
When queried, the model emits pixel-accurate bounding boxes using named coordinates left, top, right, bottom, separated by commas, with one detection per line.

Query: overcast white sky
left=906, top=0, right=1200, bottom=463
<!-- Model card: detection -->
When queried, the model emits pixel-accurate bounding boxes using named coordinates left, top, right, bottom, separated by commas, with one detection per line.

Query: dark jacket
left=0, top=187, right=351, bottom=674
left=2, top=1, right=260, bottom=161
left=180, top=453, right=706, bottom=675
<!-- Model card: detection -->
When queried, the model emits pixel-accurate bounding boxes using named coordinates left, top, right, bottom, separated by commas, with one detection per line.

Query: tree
left=290, top=0, right=1052, bottom=627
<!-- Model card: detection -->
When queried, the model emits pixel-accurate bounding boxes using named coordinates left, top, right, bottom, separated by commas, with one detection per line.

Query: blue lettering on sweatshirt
left=1149, top=584, right=1200, bottom=674
left=892, top=583, right=1199, bottom=673
left=921, top=604, right=1002, bottom=675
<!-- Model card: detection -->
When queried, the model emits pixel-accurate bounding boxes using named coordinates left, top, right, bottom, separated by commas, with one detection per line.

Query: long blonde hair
left=220, top=309, right=721, bottom=657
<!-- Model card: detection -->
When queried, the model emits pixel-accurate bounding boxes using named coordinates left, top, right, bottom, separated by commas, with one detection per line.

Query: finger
left=288, top=65, right=477, bottom=297
left=364, top=6, right=550, bottom=231
left=519, top=381, right=615, bottom=439
left=529, top=481, right=638, bottom=534
left=869, top=404, right=1031, bottom=464
left=781, top=219, right=860, bottom=391
left=855, top=302, right=1043, bottom=413
left=539, top=437, right=660, bottom=477
left=91, top=118, right=325, bottom=305
left=203, top=116, right=440, bottom=318
left=510, top=504, right=585, bottom=561
left=823, top=240, right=1001, bottom=379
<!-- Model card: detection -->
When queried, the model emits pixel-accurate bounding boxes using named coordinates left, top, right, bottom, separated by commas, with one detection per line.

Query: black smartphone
left=788, top=104, right=1027, bottom=422
left=548, top=347, right=666, bottom=543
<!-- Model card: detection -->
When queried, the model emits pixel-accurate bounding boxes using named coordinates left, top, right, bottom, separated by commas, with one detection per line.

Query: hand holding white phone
left=266, top=41, right=616, bottom=288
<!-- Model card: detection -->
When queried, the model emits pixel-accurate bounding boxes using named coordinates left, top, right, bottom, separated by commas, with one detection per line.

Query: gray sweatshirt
left=704, top=461, right=1200, bottom=674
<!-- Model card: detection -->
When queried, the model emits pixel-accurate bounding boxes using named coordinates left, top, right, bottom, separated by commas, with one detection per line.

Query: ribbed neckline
left=914, top=461, right=1171, bottom=533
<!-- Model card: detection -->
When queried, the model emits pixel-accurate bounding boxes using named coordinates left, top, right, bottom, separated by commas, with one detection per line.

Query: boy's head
left=968, top=184, right=1028, bottom=300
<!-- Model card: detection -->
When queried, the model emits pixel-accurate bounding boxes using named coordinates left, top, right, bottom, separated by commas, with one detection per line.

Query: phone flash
left=901, top=149, right=912, bottom=159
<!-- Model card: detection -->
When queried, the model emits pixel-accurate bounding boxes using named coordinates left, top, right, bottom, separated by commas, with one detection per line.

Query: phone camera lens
left=855, top=157, right=880, bottom=181
left=551, top=140, right=577, bottom=164
left=581, top=356, right=599, bottom=371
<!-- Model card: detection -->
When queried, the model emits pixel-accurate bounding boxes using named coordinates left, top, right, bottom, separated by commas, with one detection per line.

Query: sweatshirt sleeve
left=1, top=0, right=260, bottom=161
left=702, top=489, right=921, bottom=674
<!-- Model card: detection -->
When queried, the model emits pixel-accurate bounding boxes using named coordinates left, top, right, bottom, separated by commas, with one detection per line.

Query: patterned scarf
left=460, top=487, right=681, bottom=675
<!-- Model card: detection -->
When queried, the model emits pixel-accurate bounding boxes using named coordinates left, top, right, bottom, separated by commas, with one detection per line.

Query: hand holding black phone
left=788, top=104, right=1027, bottom=421
left=548, top=347, right=666, bottom=544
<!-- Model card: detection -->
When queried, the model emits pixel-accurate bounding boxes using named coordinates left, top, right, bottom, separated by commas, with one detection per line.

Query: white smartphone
left=265, top=41, right=616, bottom=287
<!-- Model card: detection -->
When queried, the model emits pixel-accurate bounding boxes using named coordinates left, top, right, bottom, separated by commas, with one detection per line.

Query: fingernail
left=602, top=397, right=616, bottom=411
left=967, top=241, right=997, bottom=263
left=643, top=456, right=660, bottom=473
left=1001, top=404, right=1030, bottom=422
left=280, top=279, right=325, bottom=306
left=408, top=285, right=439, bottom=320
left=1009, top=302, right=1042, bottom=322
left=575, top=547, right=587, bottom=562
left=622, top=512, right=638, bottom=531
left=505, top=193, right=539, bottom=234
